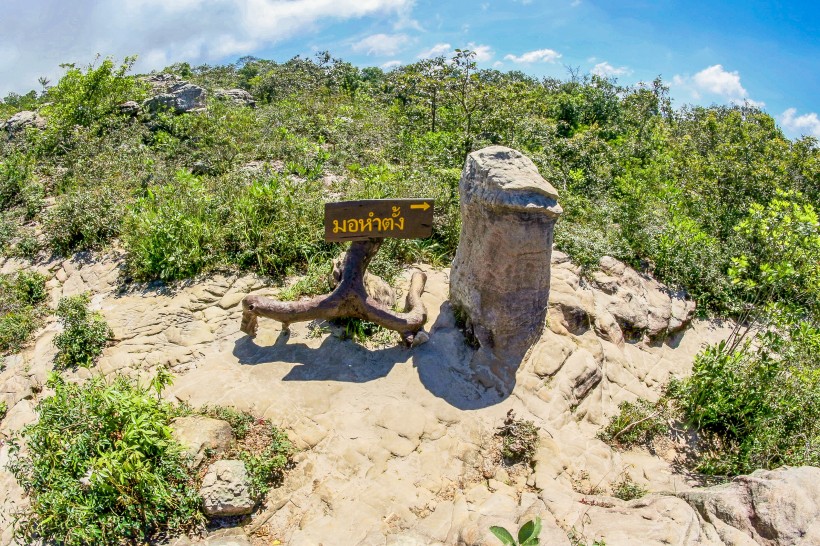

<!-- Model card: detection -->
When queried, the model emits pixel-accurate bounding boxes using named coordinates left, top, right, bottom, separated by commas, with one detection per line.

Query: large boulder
left=450, top=146, right=562, bottom=393
left=1, top=110, right=47, bottom=136
left=170, top=415, right=234, bottom=468
left=677, top=466, right=820, bottom=545
left=200, top=460, right=257, bottom=517
left=144, top=82, right=207, bottom=114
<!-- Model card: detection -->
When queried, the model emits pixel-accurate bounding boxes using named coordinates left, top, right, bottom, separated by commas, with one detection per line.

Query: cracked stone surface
left=2, top=251, right=815, bottom=546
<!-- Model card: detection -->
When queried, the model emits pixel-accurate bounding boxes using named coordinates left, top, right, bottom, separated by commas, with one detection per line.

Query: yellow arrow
left=410, top=202, right=431, bottom=211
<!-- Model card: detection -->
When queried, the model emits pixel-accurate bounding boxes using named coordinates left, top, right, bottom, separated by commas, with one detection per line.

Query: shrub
left=123, top=170, right=223, bottom=281
left=0, top=400, right=7, bottom=420
left=0, top=152, right=34, bottom=211
left=43, top=56, right=147, bottom=134
left=670, top=192, right=820, bottom=475
left=224, top=174, right=328, bottom=278
left=53, top=293, right=111, bottom=369
left=496, top=410, right=539, bottom=464
left=240, top=425, right=293, bottom=497
left=598, top=399, right=669, bottom=448
left=45, top=186, right=125, bottom=255
left=8, top=373, right=202, bottom=545
left=610, top=471, right=647, bottom=501
left=0, top=271, right=47, bottom=354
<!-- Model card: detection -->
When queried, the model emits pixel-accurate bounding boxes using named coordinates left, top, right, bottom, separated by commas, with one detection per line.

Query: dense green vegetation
left=8, top=372, right=294, bottom=545
left=1, top=51, right=818, bottom=478
left=8, top=373, right=203, bottom=545
left=0, top=270, right=47, bottom=354
left=53, top=293, right=112, bottom=369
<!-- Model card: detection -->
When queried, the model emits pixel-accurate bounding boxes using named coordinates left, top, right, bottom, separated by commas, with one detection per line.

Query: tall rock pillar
left=450, top=146, right=562, bottom=393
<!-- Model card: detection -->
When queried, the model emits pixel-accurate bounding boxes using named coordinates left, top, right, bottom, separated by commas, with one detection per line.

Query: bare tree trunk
left=240, top=239, right=428, bottom=345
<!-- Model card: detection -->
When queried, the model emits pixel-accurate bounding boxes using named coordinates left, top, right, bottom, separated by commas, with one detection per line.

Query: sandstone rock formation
left=450, top=146, right=562, bottom=393
left=171, top=415, right=235, bottom=468
left=1, top=110, right=47, bottom=136
left=214, top=89, right=256, bottom=108
left=549, top=252, right=697, bottom=346
left=200, top=460, right=257, bottom=517
left=117, top=100, right=141, bottom=116
left=678, top=466, right=820, bottom=545
left=145, top=82, right=207, bottom=114
left=1, top=250, right=815, bottom=546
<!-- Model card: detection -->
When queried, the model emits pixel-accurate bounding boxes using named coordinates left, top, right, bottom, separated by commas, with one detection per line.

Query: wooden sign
left=325, top=199, right=434, bottom=242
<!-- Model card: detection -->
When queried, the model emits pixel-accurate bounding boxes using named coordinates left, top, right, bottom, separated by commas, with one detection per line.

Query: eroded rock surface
left=214, top=89, right=256, bottom=108
left=171, top=415, right=235, bottom=468
left=201, top=460, right=256, bottom=517
left=1, top=110, right=47, bottom=136
left=145, top=82, right=207, bottom=114
left=450, top=146, right=562, bottom=393
left=678, top=466, right=820, bottom=546
left=0, top=251, right=814, bottom=546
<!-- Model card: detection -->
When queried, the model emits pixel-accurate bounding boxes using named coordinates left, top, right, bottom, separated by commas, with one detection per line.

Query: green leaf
left=489, top=526, right=516, bottom=546
left=518, top=517, right=541, bottom=543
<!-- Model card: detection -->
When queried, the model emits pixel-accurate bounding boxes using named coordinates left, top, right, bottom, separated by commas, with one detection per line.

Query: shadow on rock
left=233, top=331, right=404, bottom=383
left=231, top=302, right=509, bottom=410
left=412, top=302, right=510, bottom=410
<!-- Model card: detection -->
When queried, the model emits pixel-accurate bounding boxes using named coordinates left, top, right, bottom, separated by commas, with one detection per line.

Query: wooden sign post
left=325, top=199, right=434, bottom=242
left=240, top=198, right=435, bottom=346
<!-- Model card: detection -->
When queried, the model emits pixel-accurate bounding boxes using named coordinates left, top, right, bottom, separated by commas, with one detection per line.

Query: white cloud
left=417, top=43, right=452, bottom=59
left=590, top=61, right=631, bottom=78
left=351, top=33, right=410, bottom=56
left=380, top=60, right=402, bottom=69
left=0, top=0, right=413, bottom=96
left=504, top=48, right=561, bottom=63
left=493, top=60, right=503, bottom=68
left=468, top=43, right=494, bottom=62
left=780, top=108, right=820, bottom=138
left=692, top=64, right=747, bottom=99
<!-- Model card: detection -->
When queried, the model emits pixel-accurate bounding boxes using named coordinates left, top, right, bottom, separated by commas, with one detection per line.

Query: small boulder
left=118, top=101, right=141, bottom=117
left=214, top=88, right=256, bottom=108
left=171, top=415, right=234, bottom=468
left=2, top=110, right=47, bottom=136
left=200, top=460, right=256, bottom=517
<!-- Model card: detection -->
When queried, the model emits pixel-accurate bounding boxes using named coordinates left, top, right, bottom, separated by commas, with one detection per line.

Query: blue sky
left=1, top=0, right=818, bottom=138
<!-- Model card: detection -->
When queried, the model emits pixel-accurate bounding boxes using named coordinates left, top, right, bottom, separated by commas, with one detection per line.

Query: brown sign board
left=325, top=199, right=434, bottom=242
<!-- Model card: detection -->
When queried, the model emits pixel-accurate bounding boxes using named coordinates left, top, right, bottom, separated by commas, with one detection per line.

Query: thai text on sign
left=324, top=199, right=434, bottom=242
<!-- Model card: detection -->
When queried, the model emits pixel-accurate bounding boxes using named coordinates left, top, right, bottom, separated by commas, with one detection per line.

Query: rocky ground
left=1, top=250, right=818, bottom=546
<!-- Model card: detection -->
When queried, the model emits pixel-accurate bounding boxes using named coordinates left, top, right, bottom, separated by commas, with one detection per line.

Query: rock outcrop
left=678, top=466, right=820, bottom=545
left=549, top=253, right=697, bottom=346
left=1, top=250, right=814, bottom=546
left=1, top=110, right=47, bottom=136
left=200, top=460, right=256, bottom=517
left=214, top=89, right=256, bottom=108
left=450, top=146, right=562, bottom=393
left=145, top=82, right=207, bottom=114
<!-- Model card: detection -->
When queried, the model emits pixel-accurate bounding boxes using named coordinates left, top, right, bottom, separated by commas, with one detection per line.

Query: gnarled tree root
left=240, top=239, right=428, bottom=345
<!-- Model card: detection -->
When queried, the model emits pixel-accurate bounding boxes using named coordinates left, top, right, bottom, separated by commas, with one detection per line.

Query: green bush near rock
left=7, top=373, right=203, bottom=546
left=53, top=293, right=111, bottom=369
left=0, top=270, right=48, bottom=354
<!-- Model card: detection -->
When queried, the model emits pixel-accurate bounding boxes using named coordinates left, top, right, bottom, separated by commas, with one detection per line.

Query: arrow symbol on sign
left=410, top=202, right=431, bottom=211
